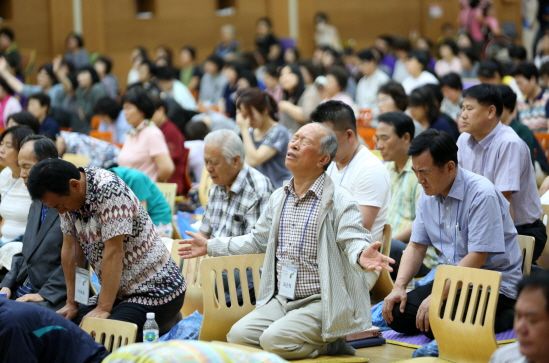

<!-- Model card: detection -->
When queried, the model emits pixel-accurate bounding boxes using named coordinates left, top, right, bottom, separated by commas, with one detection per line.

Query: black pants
left=516, top=219, right=547, bottom=264
left=389, top=239, right=431, bottom=280
left=75, top=292, right=185, bottom=342
left=388, top=281, right=515, bottom=339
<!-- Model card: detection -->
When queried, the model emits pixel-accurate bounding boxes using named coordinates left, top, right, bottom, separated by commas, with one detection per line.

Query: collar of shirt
left=466, top=121, right=503, bottom=150
left=73, top=167, right=95, bottom=220
left=284, top=173, right=326, bottom=201
left=127, top=120, right=151, bottom=136
left=389, top=157, right=414, bottom=176
left=218, top=165, right=250, bottom=198
left=437, top=167, right=466, bottom=203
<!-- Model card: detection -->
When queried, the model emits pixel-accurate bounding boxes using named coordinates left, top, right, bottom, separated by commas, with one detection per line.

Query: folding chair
left=80, top=317, right=137, bottom=353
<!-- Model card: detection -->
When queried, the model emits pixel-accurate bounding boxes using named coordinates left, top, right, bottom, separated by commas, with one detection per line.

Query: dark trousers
left=515, top=219, right=547, bottom=263
left=388, top=281, right=515, bottom=339
left=389, top=239, right=431, bottom=280
left=75, top=292, right=185, bottom=342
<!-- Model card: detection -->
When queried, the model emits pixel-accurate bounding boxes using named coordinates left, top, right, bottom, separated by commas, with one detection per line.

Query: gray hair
left=204, top=129, right=245, bottom=164
left=318, top=126, right=338, bottom=170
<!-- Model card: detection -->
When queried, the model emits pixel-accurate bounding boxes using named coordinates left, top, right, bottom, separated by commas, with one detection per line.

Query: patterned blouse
left=60, top=167, right=185, bottom=306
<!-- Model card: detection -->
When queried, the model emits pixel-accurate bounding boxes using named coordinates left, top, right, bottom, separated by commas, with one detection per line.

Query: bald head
left=286, top=123, right=338, bottom=176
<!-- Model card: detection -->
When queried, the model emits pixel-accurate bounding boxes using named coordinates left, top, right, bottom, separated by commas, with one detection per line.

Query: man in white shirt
left=312, top=101, right=391, bottom=242
left=402, top=50, right=439, bottom=95
left=155, top=66, right=198, bottom=111
left=355, top=48, right=390, bottom=114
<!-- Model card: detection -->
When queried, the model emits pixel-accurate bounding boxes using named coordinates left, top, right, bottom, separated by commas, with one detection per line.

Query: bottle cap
left=146, top=312, right=155, bottom=319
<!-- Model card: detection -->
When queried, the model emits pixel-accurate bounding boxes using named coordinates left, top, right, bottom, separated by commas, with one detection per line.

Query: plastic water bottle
left=143, top=312, right=159, bottom=342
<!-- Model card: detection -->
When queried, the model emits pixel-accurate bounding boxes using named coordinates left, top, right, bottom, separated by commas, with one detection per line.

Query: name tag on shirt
left=75, top=267, right=90, bottom=305
left=279, top=263, right=298, bottom=300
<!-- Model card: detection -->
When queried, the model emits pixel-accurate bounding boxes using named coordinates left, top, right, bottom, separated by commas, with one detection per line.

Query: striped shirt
left=276, top=174, right=324, bottom=299
left=200, top=165, right=273, bottom=238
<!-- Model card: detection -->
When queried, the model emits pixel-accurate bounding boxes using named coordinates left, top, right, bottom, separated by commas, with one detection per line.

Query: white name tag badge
left=279, top=263, right=298, bottom=300
left=75, top=267, right=90, bottom=305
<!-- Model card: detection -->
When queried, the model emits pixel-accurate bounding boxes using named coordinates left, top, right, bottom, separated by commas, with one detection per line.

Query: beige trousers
left=227, top=294, right=334, bottom=359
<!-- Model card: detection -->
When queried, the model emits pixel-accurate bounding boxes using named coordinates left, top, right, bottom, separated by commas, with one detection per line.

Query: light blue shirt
left=457, top=122, right=542, bottom=226
left=411, top=168, right=522, bottom=299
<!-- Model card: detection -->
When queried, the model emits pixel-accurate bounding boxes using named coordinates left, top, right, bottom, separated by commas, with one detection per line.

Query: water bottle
left=143, top=312, right=159, bottom=342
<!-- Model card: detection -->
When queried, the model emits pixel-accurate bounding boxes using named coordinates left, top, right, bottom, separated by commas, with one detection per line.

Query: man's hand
left=16, top=293, right=44, bottom=303
left=416, top=294, right=431, bottom=333
left=178, top=231, right=208, bottom=259
left=358, top=241, right=395, bottom=272
left=382, top=286, right=408, bottom=324
left=84, top=307, right=111, bottom=319
left=57, top=302, right=79, bottom=320
left=0, top=287, right=11, bottom=299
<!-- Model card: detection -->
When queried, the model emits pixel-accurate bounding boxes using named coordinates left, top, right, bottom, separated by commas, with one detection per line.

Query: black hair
left=236, top=87, right=278, bottom=121
left=311, top=100, right=356, bottom=133
left=238, top=69, right=258, bottom=88
left=496, top=84, right=517, bottom=112
left=29, top=93, right=51, bottom=112
left=151, top=96, right=168, bottom=112
left=298, top=60, right=321, bottom=81
left=180, top=45, right=197, bottom=60
left=93, top=97, right=121, bottom=120
left=509, top=44, right=527, bottom=61
left=314, top=11, right=329, bottom=23
left=357, top=48, right=379, bottom=63
left=205, top=55, right=224, bottom=73
left=408, top=50, right=430, bottom=70
left=513, top=62, right=539, bottom=81
left=257, top=17, right=272, bottom=28
left=20, top=134, right=59, bottom=160
left=7, top=111, right=40, bottom=133
left=38, top=64, right=59, bottom=84
left=27, top=158, right=81, bottom=200
left=0, top=27, right=15, bottom=41
left=77, top=65, right=100, bottom=84
left=408, top=129, right=458, bottom=167
left=0, top=125, right=35, bottom=152
left=440, top=72, right=463, bottom=91
left=462, top=84, right=504, bottom=117
left=438, top=38, right=459, bottom=57
left=66, top=32, right=84, bottom=48
left=392, top=37, right=411, bottom=52
left=281, top=64, right=305, bottom=104
left=478, top=59, right=502, bottom=80
left=425, top=83, right=444, bottom=107
left=378, top=81, right=408, bottom=111
left=185, top=121, right=210, bottom=140
left=122, top=86, right=155, bottom=119
left=408, top=85, right=440, bottom=123
left=517, top=270, right=549, bottom=313
left=326, top=66, right=349, bottom=91
left=264, top=63, right=279, bottom=78
left=458, top=47, right=479, bottom=64
left=94, top=56, right=113, bottom=74
left=377, top=112, right=415, bottom=140
left=154, top=66, right=176, bottom=81
left=541, top=61, right=549, bottom=77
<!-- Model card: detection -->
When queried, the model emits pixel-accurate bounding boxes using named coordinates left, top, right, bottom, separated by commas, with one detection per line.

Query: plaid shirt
left=276, top=174, right=324, bottom=299
left=200, top=165, right=273, bottom=238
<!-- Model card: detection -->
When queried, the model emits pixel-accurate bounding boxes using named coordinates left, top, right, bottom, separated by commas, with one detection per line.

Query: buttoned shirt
left=411, top=168, right=522, bottom=299
left=386, top=158, right=420, bottom=239
left=457, top=122, right=542, bottom=226
left=200, top=165, right=273, bottom=238
left=276, top=174, right=324, bottom=299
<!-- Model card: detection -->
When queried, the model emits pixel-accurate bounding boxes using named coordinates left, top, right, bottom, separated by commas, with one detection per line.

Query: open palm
left=358, top=241, right=395, bottom=272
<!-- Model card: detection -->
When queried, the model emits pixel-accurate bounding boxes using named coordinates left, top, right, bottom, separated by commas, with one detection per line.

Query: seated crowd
left=0, top=5, right=548, bottom=362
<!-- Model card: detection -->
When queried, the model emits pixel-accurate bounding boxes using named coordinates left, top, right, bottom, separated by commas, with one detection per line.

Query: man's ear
left=69, top=178, right=80, bottom=192
left=318, top=154, right=331, bottom=169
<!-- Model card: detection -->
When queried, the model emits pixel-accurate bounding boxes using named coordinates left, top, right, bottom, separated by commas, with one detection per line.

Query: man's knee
left=227, top=318, right=258, bottom=344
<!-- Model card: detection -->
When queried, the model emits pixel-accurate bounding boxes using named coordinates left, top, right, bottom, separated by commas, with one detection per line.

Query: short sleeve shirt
left=250, top=124, right=292, bottom=188
left=411, top=168, right=522, bottom=299
left=61, top=131, right=119, bottom=169
left=118, top=122, right=170, bottom=181
left=60, top=168, right=185, bottom=306
left=457, top=122, right=542, bottom=225
left=327, top=146, right=390, bottom=241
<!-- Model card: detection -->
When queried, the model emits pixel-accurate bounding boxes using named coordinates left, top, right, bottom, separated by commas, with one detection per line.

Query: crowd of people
left=0, top=0, right=548, bottom=361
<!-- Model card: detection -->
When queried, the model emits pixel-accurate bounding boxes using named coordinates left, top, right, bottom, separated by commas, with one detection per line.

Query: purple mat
left=382, top=329, right=516, bottom=347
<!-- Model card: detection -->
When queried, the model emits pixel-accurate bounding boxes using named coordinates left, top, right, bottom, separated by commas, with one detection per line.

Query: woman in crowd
left=93, top=56, right=119, bottom=99
left=127, top=46, right=148, bottom=86
left=118, top=87, right=174, bottom=182
left=402, top=50, right=439, bottom=94
left=435, top=38, right=462, bottom=77
left=408, top=85, right=459, bottom=141
left=0, top=77, right=21, bottom=129
left=64, top=32, right=90, bottom=69
left=5, top=111, right=40, bottom=134
left=74, top=65, right=108, bottom=124
left=235, top=88, right=291, bottom=188
left=0, top=126, right=34, bottom=271
left=377, top=81, right=423, bottom=136
left=278, top=64, right=320, bottom=134
left=178, top=46, right=201, bottom=93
